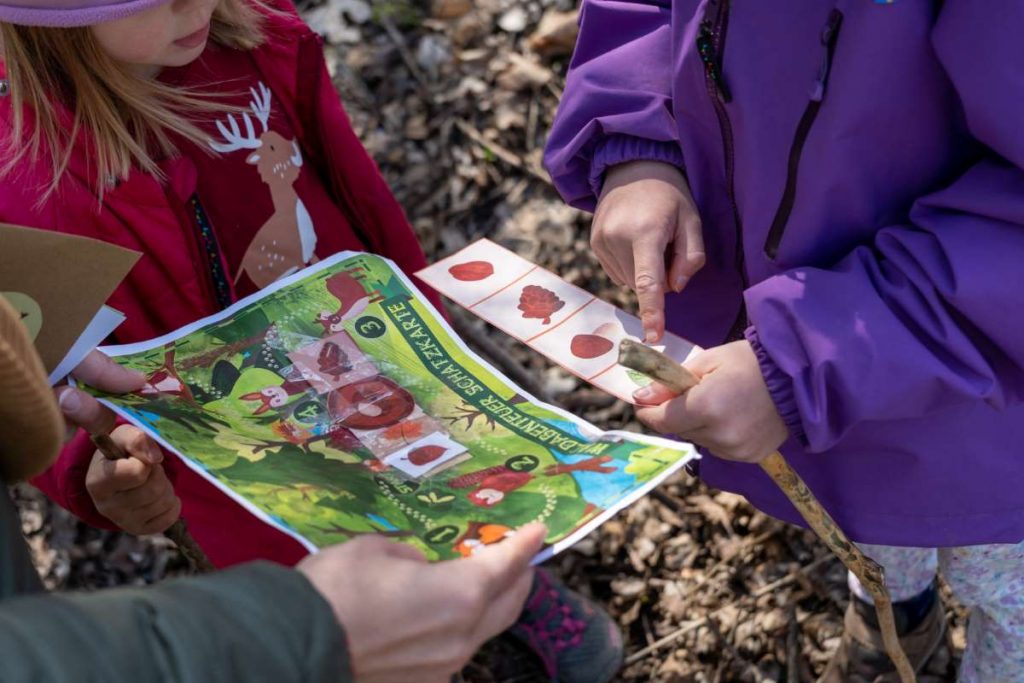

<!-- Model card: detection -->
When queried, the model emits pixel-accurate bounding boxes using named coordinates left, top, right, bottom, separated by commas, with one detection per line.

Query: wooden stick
left=91, top=433, right=216, bottom=574
left=618, top=340, right=916, bottom=683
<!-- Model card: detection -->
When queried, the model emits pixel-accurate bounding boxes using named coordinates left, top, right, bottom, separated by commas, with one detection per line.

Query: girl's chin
left=170, top=41, right=208, bottom=62
left=124, top=50, right=203, bottom=78
left=137, top=46, right=206, bottom=74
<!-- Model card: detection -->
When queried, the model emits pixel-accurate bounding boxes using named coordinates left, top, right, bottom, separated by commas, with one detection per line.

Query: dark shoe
left=819, top=593, right=947, bottom=683
left=509, top=569, right=623, bottom=683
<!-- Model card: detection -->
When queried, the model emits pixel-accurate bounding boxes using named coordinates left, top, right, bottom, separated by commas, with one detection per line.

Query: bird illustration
left=449, top=465, right=534, bottom=507
left=448, top=455, right=618, bottom=507
left=315, top=268, right=384, bottom=335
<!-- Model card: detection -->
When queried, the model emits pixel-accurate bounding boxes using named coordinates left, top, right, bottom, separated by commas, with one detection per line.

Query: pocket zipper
left=763, top=9, right=844, bottom=261
left=698, top=0, right=750, bottom=341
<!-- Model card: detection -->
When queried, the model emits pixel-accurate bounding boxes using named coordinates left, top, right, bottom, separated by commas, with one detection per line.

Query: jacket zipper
left=189, top=195, right=234, bottom=310
left=764, top=9, right=844, bottom=260
left=166, top=187, right=220, bottom=314
left=698, top=0, right=748, bottom=341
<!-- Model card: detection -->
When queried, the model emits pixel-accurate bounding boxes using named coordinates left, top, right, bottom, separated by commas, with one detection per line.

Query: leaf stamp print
left=448, top=261, right=494, bottom=282
left=518, top=285, right=565, bottom=324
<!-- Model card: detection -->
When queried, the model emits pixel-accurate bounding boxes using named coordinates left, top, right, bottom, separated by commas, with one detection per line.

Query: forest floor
left=14, top=1, right=966, bottom=680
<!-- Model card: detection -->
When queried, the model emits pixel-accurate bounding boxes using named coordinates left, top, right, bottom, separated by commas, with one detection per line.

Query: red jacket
left=0, top=4, right=439, bottom=567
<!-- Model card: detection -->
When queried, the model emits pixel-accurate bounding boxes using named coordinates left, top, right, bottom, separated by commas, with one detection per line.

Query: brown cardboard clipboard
left=0, top=223, right=140, bottom=373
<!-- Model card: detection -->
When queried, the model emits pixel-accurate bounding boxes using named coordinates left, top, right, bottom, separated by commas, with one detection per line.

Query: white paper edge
left=96, top=250, right=699, bottom=562
left=49, top=305, right=126, bottom=385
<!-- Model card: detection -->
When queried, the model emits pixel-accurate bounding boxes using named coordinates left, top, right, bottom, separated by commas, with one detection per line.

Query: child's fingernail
left=673, top=275, right=687, bottom=292
left=634, top=386, right=655, bottom=402
left=58, top=389, right=82, bottom=416
left=644, top=329, right=658, bottom=343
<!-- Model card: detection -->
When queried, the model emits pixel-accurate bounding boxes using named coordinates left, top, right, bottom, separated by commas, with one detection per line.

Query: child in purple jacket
left=545, top=1, right=1024, bottom=681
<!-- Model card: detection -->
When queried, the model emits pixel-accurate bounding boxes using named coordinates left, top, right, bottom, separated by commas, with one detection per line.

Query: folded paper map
left=88, top=251, right=697, bottom=562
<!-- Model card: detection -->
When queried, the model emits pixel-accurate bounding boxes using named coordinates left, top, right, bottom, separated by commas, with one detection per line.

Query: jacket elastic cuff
left=744, top=326, right=807, bottom=445
left=31, top=428, right=120, bottom=531
left=588, top=134, right=685, bottom=198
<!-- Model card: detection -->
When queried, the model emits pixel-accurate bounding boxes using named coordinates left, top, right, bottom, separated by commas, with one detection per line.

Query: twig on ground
left=454, top=119, right=551, bottom=184
left=787, top=608, right=801, bottom=683
left=624, top=553, right=832, bottom=665
left=380, top=17, right=431, bottom=89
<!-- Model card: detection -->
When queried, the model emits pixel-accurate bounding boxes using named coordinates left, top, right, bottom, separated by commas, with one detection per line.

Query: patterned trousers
left=849, top=541, right=1024, bottom=683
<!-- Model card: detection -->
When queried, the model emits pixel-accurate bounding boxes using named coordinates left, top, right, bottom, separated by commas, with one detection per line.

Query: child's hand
left=594, top=160, right=705, bottom=343
left=633, top=341, right=789, bottom=463
left=85, top=424, right=181, bottom=535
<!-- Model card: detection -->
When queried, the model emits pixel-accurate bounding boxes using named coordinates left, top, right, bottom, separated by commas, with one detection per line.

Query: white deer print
left=210, top=82, right=318, bottom=288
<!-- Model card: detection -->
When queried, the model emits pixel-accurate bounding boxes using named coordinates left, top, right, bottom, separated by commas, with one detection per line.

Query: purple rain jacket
left=544, top=0, right=1024, bottom=547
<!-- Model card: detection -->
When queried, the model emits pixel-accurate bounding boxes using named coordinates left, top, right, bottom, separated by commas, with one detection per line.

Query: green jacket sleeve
left=0, top=561, right=351, bottom=682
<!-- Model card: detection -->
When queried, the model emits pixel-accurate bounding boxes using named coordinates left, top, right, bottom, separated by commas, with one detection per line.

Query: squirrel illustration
left=453, top=522, right=515, bottom=558
left=239, top=377, right=312, bottom=415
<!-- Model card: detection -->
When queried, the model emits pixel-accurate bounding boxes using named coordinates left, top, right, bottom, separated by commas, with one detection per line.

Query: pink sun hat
left=0, top=0, right=170, bottom=27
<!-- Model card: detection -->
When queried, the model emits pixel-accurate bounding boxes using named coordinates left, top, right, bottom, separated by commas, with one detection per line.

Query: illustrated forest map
left=90, top=252, right=697, bottom=561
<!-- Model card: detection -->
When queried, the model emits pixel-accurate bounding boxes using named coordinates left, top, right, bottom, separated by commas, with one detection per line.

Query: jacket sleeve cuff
left=0, top=560, right=353, bottom=682
left=31, top=426, right=123, bottom=532
left=588, top=134, right=685, bottom=199
left=744, top=326, right=807, bottom=445
left=196, top=562, right=352, bottom=681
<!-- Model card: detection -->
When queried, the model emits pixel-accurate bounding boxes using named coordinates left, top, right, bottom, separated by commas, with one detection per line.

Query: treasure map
left=86, top=251, right=697, bottom=562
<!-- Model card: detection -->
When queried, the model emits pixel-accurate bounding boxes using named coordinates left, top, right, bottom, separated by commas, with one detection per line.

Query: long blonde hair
left=1, top=0, right=265, bottom=198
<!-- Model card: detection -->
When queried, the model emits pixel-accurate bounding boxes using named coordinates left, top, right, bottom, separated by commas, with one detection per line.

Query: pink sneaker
left=509, top=569, right=623, bottom=683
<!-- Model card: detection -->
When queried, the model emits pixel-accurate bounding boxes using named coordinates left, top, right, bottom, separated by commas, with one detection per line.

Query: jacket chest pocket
left=763, top=8, right=845, bottom=261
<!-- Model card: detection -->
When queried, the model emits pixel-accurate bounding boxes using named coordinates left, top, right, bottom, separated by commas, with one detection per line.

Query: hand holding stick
left=90, top=433, right=216, bottom=574
left=618, top=340, right=916, bottom=683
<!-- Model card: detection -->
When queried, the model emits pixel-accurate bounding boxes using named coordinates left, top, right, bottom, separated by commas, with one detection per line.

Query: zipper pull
left=810, top=10, right=844, bottom=102
left=698, top=20, right=732, bottom=102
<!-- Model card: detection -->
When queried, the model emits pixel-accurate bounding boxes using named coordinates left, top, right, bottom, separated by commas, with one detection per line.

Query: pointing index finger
left=632, top=240, right=668, bottom=343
